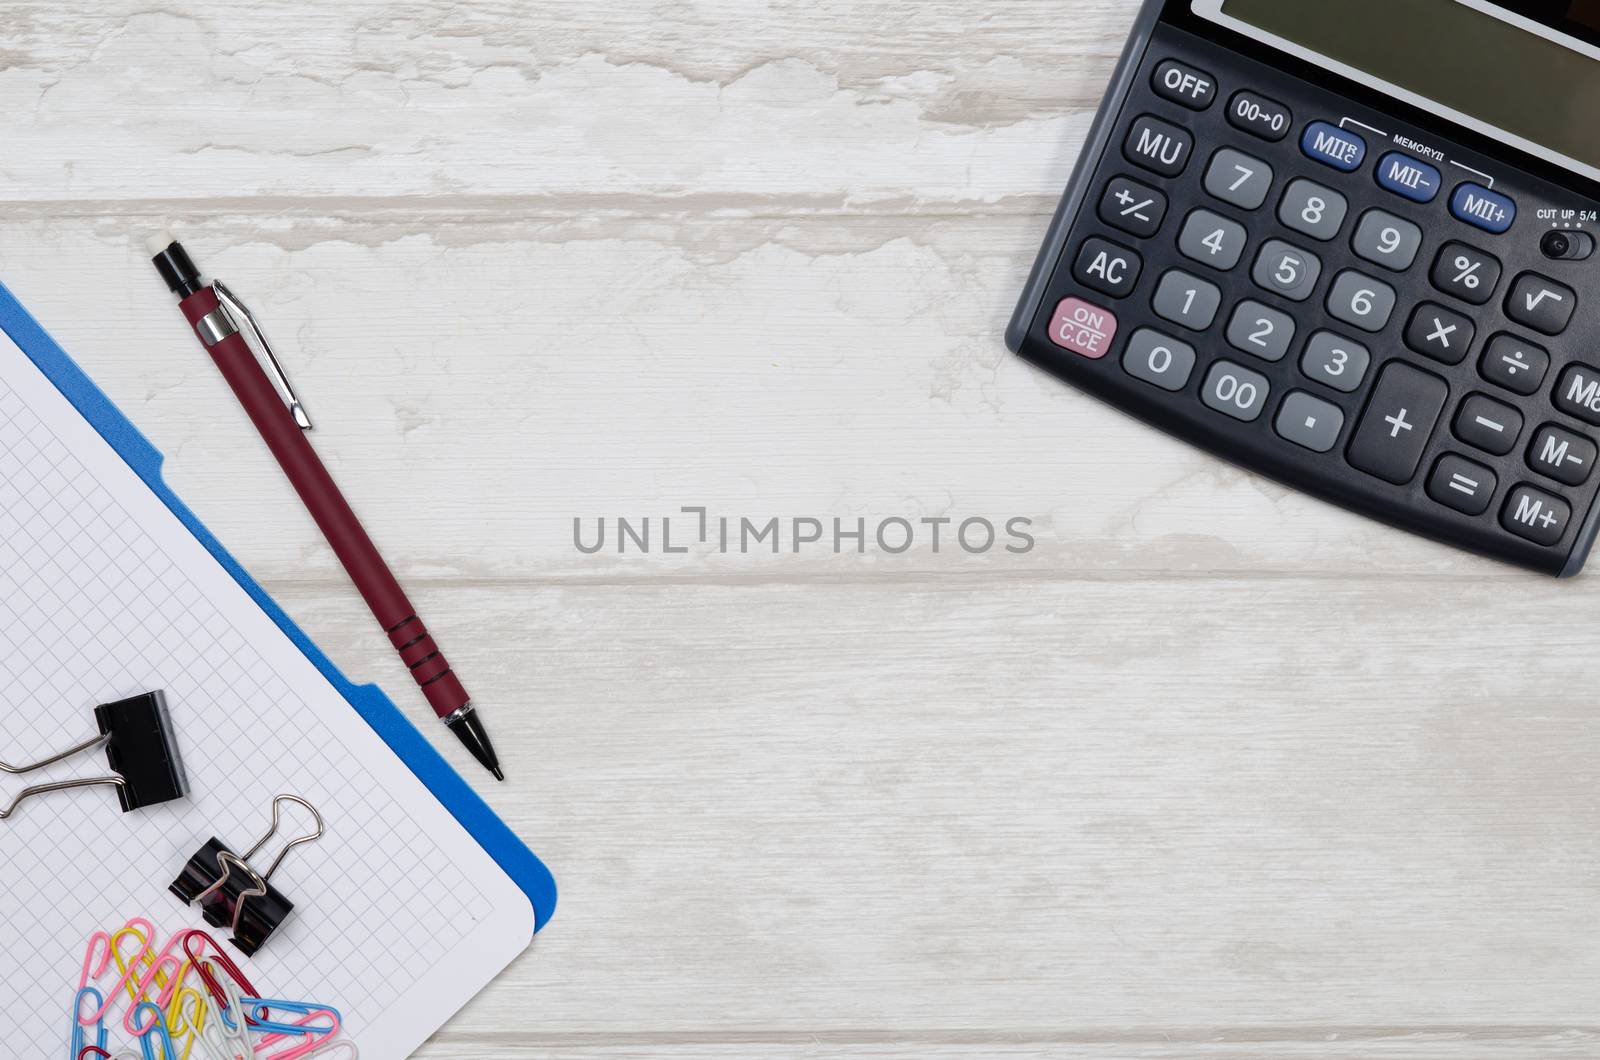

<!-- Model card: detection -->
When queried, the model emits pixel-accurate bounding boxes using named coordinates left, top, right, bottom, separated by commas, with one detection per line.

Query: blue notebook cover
left=0, top=280, right=556, bottom=930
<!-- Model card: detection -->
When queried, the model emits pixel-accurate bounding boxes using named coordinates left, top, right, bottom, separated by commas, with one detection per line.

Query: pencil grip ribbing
left=388, top=614, right=470, bottom=716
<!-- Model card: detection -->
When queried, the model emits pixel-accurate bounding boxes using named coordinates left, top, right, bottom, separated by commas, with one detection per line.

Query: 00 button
left=1203, top=361, right=1271, bottom=422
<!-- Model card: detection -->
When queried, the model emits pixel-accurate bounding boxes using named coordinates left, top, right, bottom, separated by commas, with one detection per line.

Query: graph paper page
left=0, top=327, right=533, bottom=1055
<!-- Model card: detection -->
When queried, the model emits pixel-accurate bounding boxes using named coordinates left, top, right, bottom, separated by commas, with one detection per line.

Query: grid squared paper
left=0, top=336, right=531, bottom=1054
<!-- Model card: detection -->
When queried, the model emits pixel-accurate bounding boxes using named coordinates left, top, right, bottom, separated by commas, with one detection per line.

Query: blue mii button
left=1301, top=121, right=1367, bottom=172
left=1451, top=183, right=1517, bottom=234
left=1376, top=152, right=1441, bottom=203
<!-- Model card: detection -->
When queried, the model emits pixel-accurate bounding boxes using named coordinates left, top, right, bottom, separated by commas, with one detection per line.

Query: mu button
left=1501, top=485, right=1571, bottom=546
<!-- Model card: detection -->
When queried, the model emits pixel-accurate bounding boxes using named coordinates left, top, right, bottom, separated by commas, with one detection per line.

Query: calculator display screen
left=1195, top=0, right=1600, bottom=180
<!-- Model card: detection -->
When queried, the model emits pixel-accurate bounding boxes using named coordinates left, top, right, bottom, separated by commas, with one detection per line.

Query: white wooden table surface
left=7, top=3, right=1600, bottom=1057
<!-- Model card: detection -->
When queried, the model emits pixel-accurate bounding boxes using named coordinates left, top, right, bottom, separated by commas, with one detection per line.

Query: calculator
left=1009, top=0, right=1600, bottom=575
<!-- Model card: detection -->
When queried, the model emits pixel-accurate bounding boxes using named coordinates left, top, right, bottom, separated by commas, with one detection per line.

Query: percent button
left=1431, top=241, right=1502, bottom=306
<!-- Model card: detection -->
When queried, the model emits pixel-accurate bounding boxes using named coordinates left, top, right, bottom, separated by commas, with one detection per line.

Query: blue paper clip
left=134, top=1002, right=176, bottom=1060
left=234, top=997, right=341, bottom=1037
left=70, top=986, right=109, bottom=1058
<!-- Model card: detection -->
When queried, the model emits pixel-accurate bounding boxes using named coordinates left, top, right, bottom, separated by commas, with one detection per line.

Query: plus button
left=1385, top=408, right=1414, bottom=438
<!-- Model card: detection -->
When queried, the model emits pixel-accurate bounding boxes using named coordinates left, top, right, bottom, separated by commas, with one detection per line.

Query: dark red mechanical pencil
left=147, top=234, right=503, bottom=781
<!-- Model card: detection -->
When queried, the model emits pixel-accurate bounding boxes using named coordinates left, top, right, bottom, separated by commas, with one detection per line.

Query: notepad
left=0, top=316, right=534, bottom=1053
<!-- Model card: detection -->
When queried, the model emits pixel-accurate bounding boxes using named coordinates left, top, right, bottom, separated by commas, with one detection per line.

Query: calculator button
left=1227, top=300, right=1296, bottom=361
left=1204, top=148, right=1274, bottom=210
left=1098, top=176, right=1169, bottom=238
left=1553, top=363, right=1600, bottom=425
left=1347, top=362, right=1448, bottom=484
left=1430, top=242, right=1501, bottom=305
left=1480, top=334, right=1549, bottom=395
left=1178, top=209, right=1248, bottom=271
left=1300, top=330, right=1370, bottom=392
left=1301, top=121, right=1367, bottom=172
left=1251, top=240, right=1322, bottom=302
left=1404, top=303, right=1476, bottom=365
left=1375, top=152, right=1442, bottom=203
left=1202, top=360, right=1271, bottom=422
left=1453, top=394, right=1523, bottom=455
left=1506, top=272, right=1577, bottom=335
left=1227, top=90, right=1292, bottom=141
left=1326, top=271, right=1396, bottom=332
left=1122, top=328, right=1197, bottom=392
left=1501, top=485, right=1570, bottom=546
left=1277, top=179, right=1348, bottom=241
left=1151, top=269, right=1221, bottom=331
left=1528, top=425, right=1596, bottom=486
left=1073, top=237, right=1142, bottom=298
left=1152, top=60, right=1217, bottom=110
left=1275, top=391, right=1344, bottom=452
left=1124, top=115, right=1194, bottom=177
left=1046, top=297, right=1118, bottom=359
left=1351, top=210, right=1422, bottom=271
left=1427, top=455, right=1497, bottom=516
left=1451, top=182, right=1517, bottom=234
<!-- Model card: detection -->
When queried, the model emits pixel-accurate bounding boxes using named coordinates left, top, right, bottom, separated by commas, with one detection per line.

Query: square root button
left=1047, top=297, right=1118, bottom=359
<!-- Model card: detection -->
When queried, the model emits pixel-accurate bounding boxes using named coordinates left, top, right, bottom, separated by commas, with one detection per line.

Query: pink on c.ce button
left=1048, top=297, right=1117, bottom=359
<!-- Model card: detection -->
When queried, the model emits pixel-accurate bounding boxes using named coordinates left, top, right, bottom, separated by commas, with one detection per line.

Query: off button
left=1151, top=60, right=1216, bottom=110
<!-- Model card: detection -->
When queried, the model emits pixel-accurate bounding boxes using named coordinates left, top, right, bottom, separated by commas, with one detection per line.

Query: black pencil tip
left=493, top=766, right=506, bottom=782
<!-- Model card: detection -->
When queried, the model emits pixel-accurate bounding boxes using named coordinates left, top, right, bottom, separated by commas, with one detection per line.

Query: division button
left=1528, top=424, right=1597, bottom=486
left=1046, top=297, right=1118, bottom=359
left=1098, top=176, right=1169, bottom=238
left=1347, top=361, right=1448, bottom=484
left=1152, top=59, right=1217, bottom=110
left=1376, top=152, right=1442, bottom=203
left=1073, top=237, right=1143, bottom=298
left=1275, top=391, right=1345, bottom=452
left=1404, top=302, right=1476, bottom=365
left=1554, top=363, right=1600, bottom=424
left=1453, top=393, right=1523, bottom=455
left=1122, top=328, right=1197, bottom=391
left=1501, top=485, right=1571, bottom=546
left=1202, top=360, right=1272, bottom=422
left=1430, top=242, right=1501, bottom=305
left=1124, top=115, right=1195, bottom=177
left=1506, top=272, right=1577, bottom=335
left=1450, top=182, right=1517, bottom=234
left=1301, top=120, right=1367, bottom=172
left=1479, top=333, right=1549, bottom=396
left=1427, top=454, right=1497, bottom=516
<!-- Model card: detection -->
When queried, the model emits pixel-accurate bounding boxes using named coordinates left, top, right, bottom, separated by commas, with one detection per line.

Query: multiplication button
left=1501, top=485, right=1570, bottom=546
left=1427, top=454, right=1496, bottom=516
left=1404, top=303, right=1475, bottom=365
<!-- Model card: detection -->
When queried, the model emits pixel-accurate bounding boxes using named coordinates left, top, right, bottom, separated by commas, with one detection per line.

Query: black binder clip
left=170, top=794, right=325, bottom=956
left=0, top=691, right=188, bottom=820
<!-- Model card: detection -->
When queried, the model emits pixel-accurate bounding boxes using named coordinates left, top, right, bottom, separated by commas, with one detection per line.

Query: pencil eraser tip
left=145, top=231, right=177, bottom=257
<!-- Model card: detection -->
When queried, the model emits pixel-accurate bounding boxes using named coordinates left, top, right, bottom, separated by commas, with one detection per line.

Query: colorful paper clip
left=134, top=1002, right=177, bottom=1060
left=78, top=919, right=155, bottom=1025
left=71, top=986, right=110, bottom=1057
left=170, top=794, right=325, bottom=955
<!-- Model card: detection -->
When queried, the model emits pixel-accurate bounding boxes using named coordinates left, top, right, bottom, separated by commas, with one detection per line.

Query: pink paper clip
left=79, top=918, right=155, bottom=1025
left=256, top=1007, right=343, bottom=1060
left=124, top=929, right=200, bottom=1035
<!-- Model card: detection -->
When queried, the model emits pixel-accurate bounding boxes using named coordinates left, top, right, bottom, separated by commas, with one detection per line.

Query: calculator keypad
left=1019, top=26, right=1600, bottom=574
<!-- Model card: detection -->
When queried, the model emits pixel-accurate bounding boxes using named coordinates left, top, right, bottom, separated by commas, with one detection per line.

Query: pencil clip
left=0, top=692, right=187, bottom=821
left=169, top=794, right=325, bottom=955
left=212, top=280, right=314, bottom=430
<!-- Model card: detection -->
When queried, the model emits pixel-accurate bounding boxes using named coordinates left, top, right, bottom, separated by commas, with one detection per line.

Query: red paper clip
left=182, top=929, right=260, bottom=1008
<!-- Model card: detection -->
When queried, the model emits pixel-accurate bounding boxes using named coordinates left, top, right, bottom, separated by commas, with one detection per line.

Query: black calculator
left=1009, top=0, right=1600, bottom=575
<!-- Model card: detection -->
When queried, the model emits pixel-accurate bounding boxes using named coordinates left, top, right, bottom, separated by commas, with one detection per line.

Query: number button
left=1427, top=455, right=1497, bottom=516
left=1430, top=242, right=1501, bottom=306
left=1202, top=360, right=1271, bottom=422
left=1326, top=270, right=1396, bottom=332
left=1501, top=485, right=1570, bottom=546
left=1151, top=60, right=1217, bottom=110
left=1347, top=362, right=1448, bottom=484
left=1227, top=300, right=1296, bottom=362
left=1528, top=425, right=1596, bottom=486
left=1275, top=391, right=1345, bottom=453
left=1123, top=115, right=1194, bottom=177
left=1073, top=237, right=1143, bottom=298
left=1351, top=209, right=1422, bottom=271
left=1403, top=303, right=1476, bottom=365
left=1251, top=239, right=1322, bottom=302
left=1480, top=333, right=1549, bottom=395
left=1278, top=179, right=1348, bottom=241
left=1098, top=176, right=1169, bottom=238
left=1506, top=272, right=1577, bottom=335
left=1178, top=209, right=1248, bottom=271
left=1453, top=394, right=1523, bottom=456
left=1300, top=330, right=1370, bottom=393
left=1227, top=90, right=1292, bottom=141
left=1204, top=148, right=1274, bottom=210
left=1122, top=328, right=1197, bottom=392
left=1151, top=269, right=1222, bottom=331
